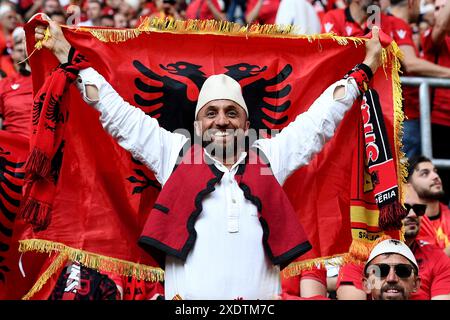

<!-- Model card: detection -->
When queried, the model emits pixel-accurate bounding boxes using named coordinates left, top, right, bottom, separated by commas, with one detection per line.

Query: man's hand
left=35, top=15, right=71, bottom=64
left=363, top=26, right=382, bottom=75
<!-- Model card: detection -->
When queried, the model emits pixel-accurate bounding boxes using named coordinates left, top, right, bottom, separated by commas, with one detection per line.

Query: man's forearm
left=401, top=45, right=450, bottom=77
left=432, top=0, right=450, bottom=44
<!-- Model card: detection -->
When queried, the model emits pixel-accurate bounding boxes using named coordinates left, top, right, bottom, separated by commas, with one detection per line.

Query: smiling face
left=409, top=161, right=444, bottom=200
left=363, top=253, right=420, bottom=300
left=194, top=99, right=250, bottom=164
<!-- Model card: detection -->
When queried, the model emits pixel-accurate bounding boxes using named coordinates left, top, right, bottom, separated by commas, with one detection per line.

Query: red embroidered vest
left=139, top=145, right=311, bottom=269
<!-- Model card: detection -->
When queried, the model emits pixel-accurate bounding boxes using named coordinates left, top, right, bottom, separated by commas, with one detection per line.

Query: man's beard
left=403, top=218, right=420, bottom=240
left=416, top=187, right=445, bottom=200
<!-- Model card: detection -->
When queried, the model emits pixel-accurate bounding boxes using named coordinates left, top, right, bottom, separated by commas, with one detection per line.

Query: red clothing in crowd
left=185, top=0, right=222, bottom=20
left=246, top=0, right=280, bottom=24
left=418, top=203, right=450, bottom=251
left=409, top=240, right=450, bottom=299
left=281, top=266, right=327, bottom=298
left=422, top=30, right=450, bottom=127
left=0, top=30, right=16, bottom=77
left=321, top=8, right=419, bottom=120
left=336, top=240, right=450, bottom=299
left=0, top=72, right=33, bottom=138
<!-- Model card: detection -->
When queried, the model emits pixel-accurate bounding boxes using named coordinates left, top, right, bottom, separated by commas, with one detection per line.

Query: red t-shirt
left=185, top=0, right=222, bottom=20
left=422, top=30, right=450, bottom=126
left=410, top=240, right=450, bottom=299
left=246, top=0, right=280, bottom=25
left=336, top=240, right=450, bottom=299
left=418, top=203, right=450, bottom=250
left=0, top=72, right=33, bottom=138
left=281, top=266, right=327, bottom=297
left=321, top=9, right=419, bottom=119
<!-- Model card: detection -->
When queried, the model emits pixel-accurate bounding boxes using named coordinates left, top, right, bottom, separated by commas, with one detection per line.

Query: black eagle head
left=159, top=62, right=205, bottom=78
left=224, top=63, right=268, bottom=81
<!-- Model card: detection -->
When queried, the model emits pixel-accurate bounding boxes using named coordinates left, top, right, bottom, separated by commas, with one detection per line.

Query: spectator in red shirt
left=389, top=0, right=450, bottom=161
left=246, top=0, right=280, bottom=25
left=408, top=155, right=450, bottom=257
left=185, top=0, right=226, bottom=21
left=0, top=26, right=33, bottom=139
left=281, top=266, right=328, bottom=299
left=336, top=187, right=450, bottom=299
left=0, top=3, right=18, bottom=77
left=421, top=0, right=450, bottom=205
left=323, top=0, right=450, bottom=161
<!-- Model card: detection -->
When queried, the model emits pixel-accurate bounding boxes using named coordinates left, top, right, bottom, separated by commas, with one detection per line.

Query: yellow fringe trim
left=283, top=235, right=395, bottom=278
left=389, top=42, right=408, bottom=205
left=67, top=17, right=366, bottom=46
left=19, top=239, right=164, bottom=287
left=22, top=252, right=68, bottom=300
left=282, top=254, right=345, bottom=279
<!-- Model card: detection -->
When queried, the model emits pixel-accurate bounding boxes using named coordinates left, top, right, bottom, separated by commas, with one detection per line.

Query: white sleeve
left=253, top=78, right=360, bottom=185
left=275, top=0, right=294, bottom=25
left=75, top=67, right=188, bottom=185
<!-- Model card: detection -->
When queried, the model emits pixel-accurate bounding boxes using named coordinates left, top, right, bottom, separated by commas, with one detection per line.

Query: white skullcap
left=12, top=26, right=24, bottom=44
left=365, top=239, right=418, bottom=272
left=195, top=74, right=248, bottom=119
left=0, top=4, right=13, bottom=17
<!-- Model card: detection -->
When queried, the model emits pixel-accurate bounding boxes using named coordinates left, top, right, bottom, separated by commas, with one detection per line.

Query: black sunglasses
left=366, top=263, right=414, bottom=279
left=404, top=203, right=427, bottom=216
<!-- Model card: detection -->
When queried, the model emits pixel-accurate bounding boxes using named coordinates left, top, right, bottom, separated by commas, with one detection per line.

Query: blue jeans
left=402, top=119, right=421, bottom=160
left=227, top=0, right=247, bottom=23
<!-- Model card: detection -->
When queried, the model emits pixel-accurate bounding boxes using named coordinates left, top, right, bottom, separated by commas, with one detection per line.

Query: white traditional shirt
left=75, top=67, right=359, bottom=299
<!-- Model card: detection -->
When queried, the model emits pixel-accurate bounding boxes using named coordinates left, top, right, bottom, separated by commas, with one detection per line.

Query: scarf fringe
left=68, top=17, right=366, bottom=46
left=19, top=197, right=51, bottom=232
left=389, top=42, right=408, bottom=204
left=22, top=252, right=68, bottom=300
left=378, top=201, right=408, bottom=231
left=19, top=239, right=165, bottom=299
left=24, top=148, right=51, bottom=178
left=343, top=235, right=391, bottom=265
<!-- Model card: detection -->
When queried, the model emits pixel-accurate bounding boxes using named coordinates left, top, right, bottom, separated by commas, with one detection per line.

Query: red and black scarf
left=19, top=26, right=90, bottom=231
left=360, top=89, right=407, bottom=230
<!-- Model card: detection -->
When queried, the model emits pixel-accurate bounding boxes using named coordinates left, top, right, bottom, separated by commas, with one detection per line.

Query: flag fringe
left=282, top=235, right=393, bottom=278
left=19, top=239, right=164, bottom=292
left=22, top=251, right=68, bottom=300
left=69, top=17, right=365, bottom=46
left=389, top=42, right=408, bottom=204
left=282, top=254, right=344, bottom=278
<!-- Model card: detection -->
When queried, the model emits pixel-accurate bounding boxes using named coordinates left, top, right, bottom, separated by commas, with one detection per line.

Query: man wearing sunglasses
left=337, top=191, right=450, bottom=299
left=407, top=155, right=450, bottom=257
left=362, top=239, right=420, bottom=300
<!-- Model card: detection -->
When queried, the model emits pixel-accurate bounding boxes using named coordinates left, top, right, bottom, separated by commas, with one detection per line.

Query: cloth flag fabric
left=18, top=18, right=405, bottom=297
left=0, top=131, right=50, bottom=299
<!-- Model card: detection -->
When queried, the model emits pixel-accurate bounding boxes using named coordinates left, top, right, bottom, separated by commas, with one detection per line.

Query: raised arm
left=35, top=18, right=188, bottom=184
left=254, top=27, right=382, bottom=184
left=432, top=0, right=450, bottom=45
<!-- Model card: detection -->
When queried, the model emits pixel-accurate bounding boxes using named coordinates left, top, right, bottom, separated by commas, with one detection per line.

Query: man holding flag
left=33, top=18, right=382, bottom=299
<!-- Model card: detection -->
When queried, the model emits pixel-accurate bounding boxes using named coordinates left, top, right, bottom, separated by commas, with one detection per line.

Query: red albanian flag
left=21, top=17, right=405, bottom=298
